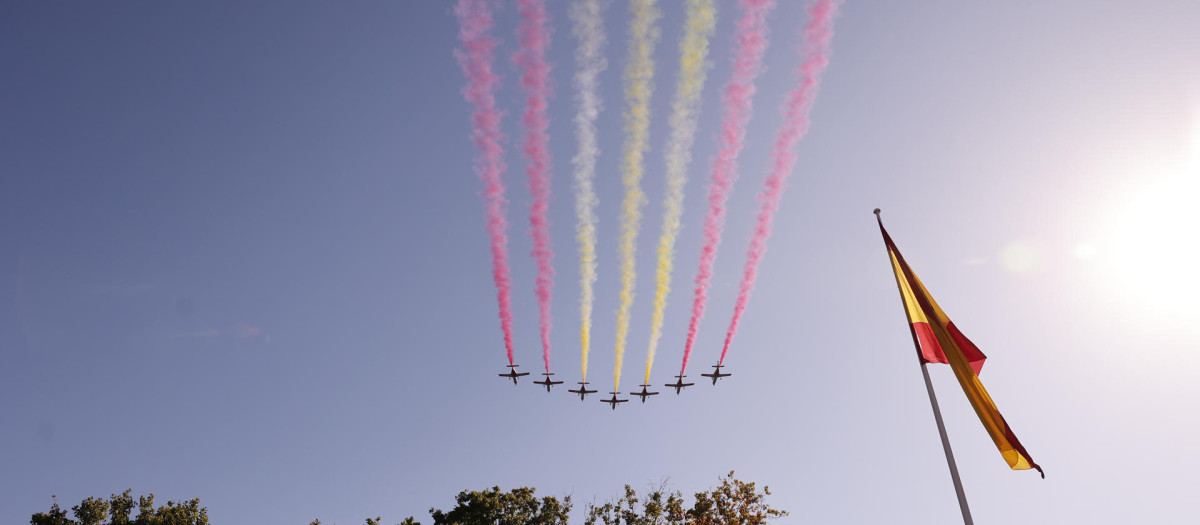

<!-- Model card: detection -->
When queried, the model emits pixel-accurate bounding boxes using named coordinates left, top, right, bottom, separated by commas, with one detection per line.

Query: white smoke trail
left=569, top=0, right=609, bottom=384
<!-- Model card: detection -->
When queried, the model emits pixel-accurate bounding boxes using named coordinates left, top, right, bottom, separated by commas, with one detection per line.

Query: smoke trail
left=515, top=0, right=556, bottom=373
left=612, top=0, right=660, bottom=392
left=454, top=0, right=515, bottom=364
left=569, top=0, right=608, bottom=383
left=643, top=0, right=715, bottom=385
left=720, top=0, right=842, bottom=364
left=679, top=0, right=775, bottom=376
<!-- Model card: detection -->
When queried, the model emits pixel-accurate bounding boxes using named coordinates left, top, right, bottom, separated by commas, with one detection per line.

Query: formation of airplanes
left=498, top=361, right=730, bottom=409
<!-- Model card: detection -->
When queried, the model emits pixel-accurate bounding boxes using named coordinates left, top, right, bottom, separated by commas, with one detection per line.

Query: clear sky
left=2, top=1, right=1198, bottom=523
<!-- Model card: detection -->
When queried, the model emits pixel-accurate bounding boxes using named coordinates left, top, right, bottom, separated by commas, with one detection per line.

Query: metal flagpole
left=874, top=208, right=974, bottom=525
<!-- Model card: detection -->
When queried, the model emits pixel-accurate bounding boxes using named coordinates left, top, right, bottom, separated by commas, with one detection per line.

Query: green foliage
left=30, top=490, right=209, bottom=525
left=429, top=486, right=572, bottom=525
left=685, top=472, right=787, bottom=525
left=365, top=517, right=420, bottom=525
left=30, top=499, right=70, bottom=525
left=583, top=484, right=687, bottom=525
left=584, top=472, right=786, bottom=525
left=36, top=472, right=784, bottom=525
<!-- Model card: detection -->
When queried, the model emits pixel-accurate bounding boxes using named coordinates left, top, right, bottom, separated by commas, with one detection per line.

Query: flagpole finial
left=873, top=208, right=881, bottom=216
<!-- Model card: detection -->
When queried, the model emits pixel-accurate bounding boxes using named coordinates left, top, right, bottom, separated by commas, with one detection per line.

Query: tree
left=428, top=486, right=572, bottom=525
left=35, top=472, right=785, bottom=524
left=583, top=484, right=687, bottom=525
left=684, top=472, right=787, bottom=525
left=583, top=472, right=786, bottom=525
left=30, top=490, right=209, bottom=525
left=30, top=498, right=70, bottom=525
left=365, top=517, right=419, bottom=525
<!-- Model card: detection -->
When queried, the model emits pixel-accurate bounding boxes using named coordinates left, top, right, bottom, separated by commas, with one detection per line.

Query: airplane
left=533, top=372, right=564, bottom=392
left=499, top=364, right=530, bottom=385
left=664, top=375, right=694, bottom=394
left=630, top=384, right=659, bottom=403
left=568, top=381, right=598, bottom=401
left=601, top=392, right=628, bottom=410
left=700, top=363, right=731, bottom=385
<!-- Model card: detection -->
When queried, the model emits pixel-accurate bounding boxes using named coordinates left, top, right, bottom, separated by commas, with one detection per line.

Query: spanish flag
left=878, top=214, right=1043, bottom=477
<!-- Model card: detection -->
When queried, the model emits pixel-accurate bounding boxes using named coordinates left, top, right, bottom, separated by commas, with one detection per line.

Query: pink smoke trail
left=515, top=0, right=556, bottom=373
left=454, top=0, right=515, bottom=365
left=720, top=0, right=841, bottom=364
left=679, top=0, right=775, bottom=376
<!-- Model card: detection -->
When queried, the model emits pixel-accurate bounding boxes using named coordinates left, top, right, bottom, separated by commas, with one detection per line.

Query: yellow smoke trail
left=613, top=0, right=659, bottom=393
left=643, top=0, right=715, bottom=385
left=570, top=0, right=607, bottom=384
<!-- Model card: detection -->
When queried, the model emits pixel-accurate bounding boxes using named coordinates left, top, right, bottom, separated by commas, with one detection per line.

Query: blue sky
left=2, top=1, right=1198, bottom=523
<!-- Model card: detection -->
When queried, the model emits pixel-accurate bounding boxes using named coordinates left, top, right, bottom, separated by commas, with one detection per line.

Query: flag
left=879, top=215, right=1044, bottom=477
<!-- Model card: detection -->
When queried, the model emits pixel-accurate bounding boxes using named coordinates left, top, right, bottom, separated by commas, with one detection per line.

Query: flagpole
left=874, top=209, right=974, bottom=525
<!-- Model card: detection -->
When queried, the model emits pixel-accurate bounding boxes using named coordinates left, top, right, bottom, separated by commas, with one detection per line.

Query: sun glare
left=1102, top=93, right=1200, bottom=323
left=1107, top=174, right=1200, bottom=320
left=1000, top=241, right=1039, bottom=274
left=1193, top=104, right=1200, bottom=173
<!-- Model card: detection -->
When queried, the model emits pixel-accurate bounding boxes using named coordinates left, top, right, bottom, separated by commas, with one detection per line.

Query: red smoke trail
left=515, top=0, right=556, bottom=373
left=454, top=0, right=515, bottom=365
left=720, top=0, right=841, bottom=364
left=680, top=0, right=775, bottom=376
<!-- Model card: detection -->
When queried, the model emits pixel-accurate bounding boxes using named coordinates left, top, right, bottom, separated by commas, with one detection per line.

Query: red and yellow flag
left=879, top=218, right=1044, bottom=477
